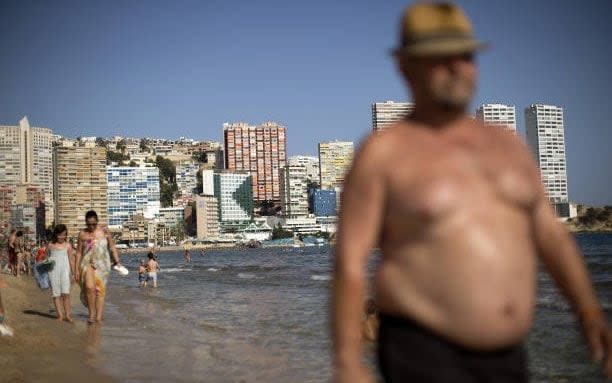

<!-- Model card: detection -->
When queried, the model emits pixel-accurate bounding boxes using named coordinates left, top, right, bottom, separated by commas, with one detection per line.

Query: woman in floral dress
left=75, top=210, right=123, bottom=324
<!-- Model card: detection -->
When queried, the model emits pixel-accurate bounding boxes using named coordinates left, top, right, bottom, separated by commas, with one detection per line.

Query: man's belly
left=374, top=231, right=537, bottom=350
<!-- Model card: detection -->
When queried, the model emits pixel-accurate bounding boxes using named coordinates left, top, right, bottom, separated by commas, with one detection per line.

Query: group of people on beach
left=0, top=210, right=126, bottom=332
left=3, top=229, right=37, bottom=277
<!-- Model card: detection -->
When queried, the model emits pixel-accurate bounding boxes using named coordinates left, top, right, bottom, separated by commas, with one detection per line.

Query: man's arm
left=532, top=191, right=612, bottom=376
left=332, top=136, right=386, bottom=382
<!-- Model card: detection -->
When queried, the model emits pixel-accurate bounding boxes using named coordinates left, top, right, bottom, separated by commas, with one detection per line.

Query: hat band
left=401, top=30, right=474, bottom=47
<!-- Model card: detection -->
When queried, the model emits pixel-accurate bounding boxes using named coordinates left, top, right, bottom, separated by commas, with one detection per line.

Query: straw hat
left=393, top=2, right=487, bottom=57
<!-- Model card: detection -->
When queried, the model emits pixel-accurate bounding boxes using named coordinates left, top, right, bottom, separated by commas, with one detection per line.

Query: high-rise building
left=0, top=117, right=54, bottom=225
left=0, top=186, right=14, bottom=228
left=309, top=189, right=337, bottom=217
left=54, top=146, right=108, bottom=239
left=223, top=122, right=287, bottom=203
left=15, top=185, right=45, bottom=240
left=176, top=161, right=199, bottom=196
left=213, top=171, right=253, bottom=231
left=201, top=169, right=215, bottom=196
left=11, top=206, right=36, bottom=241
left=476, top=104, right=517, bottom=133
left=107, top=167, right=161, bottom=229
left=525, top=104, right=569, bottom=217
left=280, top=164, right=309, bottom=218
left=318, top=141, right=354, bottom=190
left=288, top=155, right=320, bottom=185
left=372, top=101, right=415, bottom=131
left=196, top=194, right=220, bottom=239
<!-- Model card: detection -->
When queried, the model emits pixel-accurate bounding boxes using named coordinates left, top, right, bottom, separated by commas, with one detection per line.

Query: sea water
left=83, top=234, right=612, bottom=382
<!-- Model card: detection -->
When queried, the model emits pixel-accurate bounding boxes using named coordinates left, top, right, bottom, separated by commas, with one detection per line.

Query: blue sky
left=1, top=1, right=611, bottom=205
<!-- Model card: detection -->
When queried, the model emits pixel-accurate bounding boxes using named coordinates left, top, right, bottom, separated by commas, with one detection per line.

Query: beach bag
left=34, top=260, right=54, bottom=290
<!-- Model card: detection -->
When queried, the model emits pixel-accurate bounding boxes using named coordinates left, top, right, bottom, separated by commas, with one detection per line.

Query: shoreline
left=0, top=275, right=116, bottom=383
left=567, top=227, right=612, bottom=234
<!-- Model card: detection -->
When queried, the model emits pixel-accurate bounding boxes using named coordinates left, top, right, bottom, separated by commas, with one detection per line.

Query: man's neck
left=410, top=104, right=468, bottom=128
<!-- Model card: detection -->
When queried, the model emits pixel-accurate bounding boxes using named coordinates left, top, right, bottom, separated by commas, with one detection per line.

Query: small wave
left=207, top=268, right=219, bottom=272
left=238, top=273, right=257, bottom=279
left=160, top=268, right=189, bottom=273
left=311, top=275, right=331, bottom=281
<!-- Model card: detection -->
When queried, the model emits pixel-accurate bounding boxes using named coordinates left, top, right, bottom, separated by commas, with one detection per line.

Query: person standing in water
left=46, top=224, right=75, bottom=322
left=75, top=210, right=124, bottom=324
left=146, top=252, right=160, bottom=288
left=138, top=259, right=147, bottom=287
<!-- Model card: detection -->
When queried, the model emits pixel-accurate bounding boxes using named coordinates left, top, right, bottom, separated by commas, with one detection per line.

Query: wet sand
left=0, top=275, right=115, bottom=383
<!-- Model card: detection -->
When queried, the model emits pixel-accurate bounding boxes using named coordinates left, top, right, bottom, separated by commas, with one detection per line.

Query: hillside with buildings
left=566, top=205, right=612, bottom=232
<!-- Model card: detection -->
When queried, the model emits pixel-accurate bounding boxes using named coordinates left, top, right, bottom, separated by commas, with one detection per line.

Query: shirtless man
left=146, top=252, right=159, bottom=288
left=332, top=3, right=612, bottom=382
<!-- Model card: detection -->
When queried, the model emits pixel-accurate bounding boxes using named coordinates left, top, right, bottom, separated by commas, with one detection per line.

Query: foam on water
left=311, top=275, right=331, bottom=281
left=160, top=267, right=189, bottom=273
left=237, top=272, right=257, bottom=279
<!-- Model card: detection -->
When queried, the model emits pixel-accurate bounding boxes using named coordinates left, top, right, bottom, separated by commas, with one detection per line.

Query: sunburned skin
left=373, top=118, right=541, bottom=349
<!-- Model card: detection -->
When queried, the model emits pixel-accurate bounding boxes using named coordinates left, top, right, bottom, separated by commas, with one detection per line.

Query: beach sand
left=0, top=275, right=116, bottom=383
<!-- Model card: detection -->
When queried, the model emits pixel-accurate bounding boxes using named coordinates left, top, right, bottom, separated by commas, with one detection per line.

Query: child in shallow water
left=138, top=259, right=147, bottom=287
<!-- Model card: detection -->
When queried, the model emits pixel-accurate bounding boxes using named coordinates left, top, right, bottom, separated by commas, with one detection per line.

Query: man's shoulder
left=360, top=122, right=423, bottom=157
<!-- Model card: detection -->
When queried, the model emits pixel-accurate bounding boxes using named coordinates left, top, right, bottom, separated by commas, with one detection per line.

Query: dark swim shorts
left=378, top=313, right=528, bottom=383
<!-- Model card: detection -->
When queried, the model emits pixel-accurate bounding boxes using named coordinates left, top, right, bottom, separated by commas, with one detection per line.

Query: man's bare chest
left=384, top=144, right=537, bottom=222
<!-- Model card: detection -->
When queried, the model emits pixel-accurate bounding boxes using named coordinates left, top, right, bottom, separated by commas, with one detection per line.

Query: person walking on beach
left=6, top=229, right=16, bottom=276
left=13, top=231, right=26, bottom=277
left=46, top=224, right=75, bottom=322
left=75, top=210, right=124, bottom=324
left=138, top=259, right=147, bottom=287
left=332, top=3, right=612, bottom=382
left=23, top=239, right=33, bottom=276
left=146, top=252, right=159, bottom=288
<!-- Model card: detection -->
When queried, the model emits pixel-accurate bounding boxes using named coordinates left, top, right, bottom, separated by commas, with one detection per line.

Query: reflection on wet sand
left=86, top=322, right=102, bottom=355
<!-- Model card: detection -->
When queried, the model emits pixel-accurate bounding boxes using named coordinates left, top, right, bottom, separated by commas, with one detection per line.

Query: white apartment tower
left=476, top=104, right=517, bottom=133
left=372, top=101, right=415, bottom=131
left=280, top=164, right=309, bottom=218
left=525, top=104, right=569, bottom=216
left=0, top=117, right=54, bottom=225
